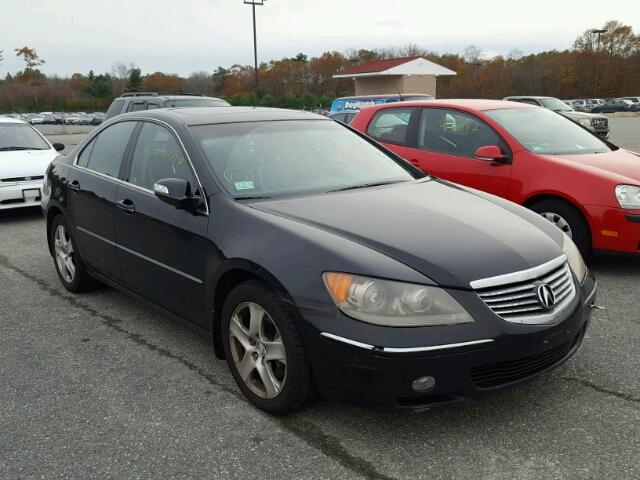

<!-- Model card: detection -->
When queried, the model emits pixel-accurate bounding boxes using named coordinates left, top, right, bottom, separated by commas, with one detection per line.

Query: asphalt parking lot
left=0, top=119, right=638, bottom=479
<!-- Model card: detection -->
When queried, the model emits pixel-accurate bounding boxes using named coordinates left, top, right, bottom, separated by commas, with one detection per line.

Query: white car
left=0, top=117, right=63, bottom=210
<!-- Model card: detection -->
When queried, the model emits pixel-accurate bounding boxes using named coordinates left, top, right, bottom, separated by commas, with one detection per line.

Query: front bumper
left=0, top=180, right=44, bottom=210
left=301, top=271, right=596, bottom=411
left=586, top=205, right=640, bottom=254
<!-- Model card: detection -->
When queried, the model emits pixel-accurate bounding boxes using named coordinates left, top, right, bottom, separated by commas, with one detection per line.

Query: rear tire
left=221, top=280, right=311, bottom=415
left=530, top=200, right=592, bottom=258
left=50, top=215, right=98, bottom=293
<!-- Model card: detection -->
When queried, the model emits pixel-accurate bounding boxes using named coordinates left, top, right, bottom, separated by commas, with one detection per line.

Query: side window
left=146, top=102, right=161, bottom=110
left=417, top=108, right=504, bottom=159
left=76, top=138, right=95, bottom=167
left=366, top=108, right=413, bottom=145
left=128, top=102, right=146, bottom=112
left=82, top=122, right=137, bottom=177
left=127, top=122, right=196, bottom=192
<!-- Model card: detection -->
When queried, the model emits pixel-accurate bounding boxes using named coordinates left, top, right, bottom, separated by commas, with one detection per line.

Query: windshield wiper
left=235, top=195, right=272, bottom=200
left=0, top=146, right=37, bottom=151
left=327, top=180, right=405, bottom=193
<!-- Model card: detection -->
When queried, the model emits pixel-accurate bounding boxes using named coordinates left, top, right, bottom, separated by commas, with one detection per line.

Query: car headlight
left=577, top=118, right=592, bottom=126
left=322, top=272, right=474, bottom=327
left=615, top=184, right=640, bottom=210
left=562, top=235, right=586, bottom=283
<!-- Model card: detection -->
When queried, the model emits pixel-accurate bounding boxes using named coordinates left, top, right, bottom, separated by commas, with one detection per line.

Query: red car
left=351, top=99, right=640, bottom=256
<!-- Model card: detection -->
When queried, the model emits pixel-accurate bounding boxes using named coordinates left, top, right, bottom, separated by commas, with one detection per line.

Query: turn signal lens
left=323, top=272, right=354, bottom=303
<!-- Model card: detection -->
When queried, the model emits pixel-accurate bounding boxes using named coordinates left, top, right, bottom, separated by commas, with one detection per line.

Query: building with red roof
left=333, top=56, right=456, bottom=97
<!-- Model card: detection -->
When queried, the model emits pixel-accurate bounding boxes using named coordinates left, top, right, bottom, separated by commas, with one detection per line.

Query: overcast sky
left=2, top=0, right=639, bottom=77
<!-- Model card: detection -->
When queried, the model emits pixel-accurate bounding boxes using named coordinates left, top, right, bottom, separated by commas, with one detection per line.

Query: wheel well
left=46, top=206, right=63, bottom=255
left=523, top=194, right=577, bottom=211
left=211, top=269, right=260, bottom=359
left=523, top=194, right=592, bottom=241
left=211, top=267, right=295, bottom=359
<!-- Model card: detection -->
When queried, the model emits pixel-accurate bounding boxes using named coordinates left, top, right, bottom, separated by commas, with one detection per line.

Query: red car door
left=404, top=107, right=513, bottom=198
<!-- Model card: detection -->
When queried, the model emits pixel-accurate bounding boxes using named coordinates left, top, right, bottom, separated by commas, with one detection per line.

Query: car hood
left=0, top=149, right=57, bottom=178
left=559, top=111, right=606, bottom=120
left=552, top=148, right=640, bottom=182
left=250, top=180, right=563, bottom=288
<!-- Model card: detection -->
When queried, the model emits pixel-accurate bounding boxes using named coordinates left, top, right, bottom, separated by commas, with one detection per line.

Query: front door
left=68, top=121, right=138, bottom=280
left=404, top=108, right=513, bottom=198
left=115, top=121, right=208, bottom=327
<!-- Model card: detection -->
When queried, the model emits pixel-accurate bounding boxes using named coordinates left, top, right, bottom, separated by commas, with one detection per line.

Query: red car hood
left=553, top=149, right=640, bottom=182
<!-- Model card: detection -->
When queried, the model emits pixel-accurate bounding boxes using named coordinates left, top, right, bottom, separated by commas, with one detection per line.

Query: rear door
left=403, top=107, right=512, bottom=197
left=69, top=121, right=138, bottom=280
left=115, top=121, right=208, bottom=326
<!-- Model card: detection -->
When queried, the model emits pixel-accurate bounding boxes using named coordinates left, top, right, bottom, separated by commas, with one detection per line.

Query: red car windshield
left=485, top=108, right=612, bottom=155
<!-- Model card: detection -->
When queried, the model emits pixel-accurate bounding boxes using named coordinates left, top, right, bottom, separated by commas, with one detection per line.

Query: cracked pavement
left=0, top=209, right=638, bottom=480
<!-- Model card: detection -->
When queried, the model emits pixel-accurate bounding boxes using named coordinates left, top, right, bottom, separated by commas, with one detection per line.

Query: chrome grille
left=473, top=258, right=576, bottom=324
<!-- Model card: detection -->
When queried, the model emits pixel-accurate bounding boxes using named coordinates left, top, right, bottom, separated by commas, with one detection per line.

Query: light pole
left=244, top=0, right=266, bottom=96
left=590, top=28, right=606, bottom=98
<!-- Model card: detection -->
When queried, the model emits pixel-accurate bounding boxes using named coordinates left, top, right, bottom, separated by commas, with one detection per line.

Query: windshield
left=539, top=98, right=573, bottom=112
left=485, top=108, right=612, bottom=155
left=0, top=123, right=50, bottom=151
left=170, top=98, right=229, bottom=108
left=191, top=120, right=418, bottom=198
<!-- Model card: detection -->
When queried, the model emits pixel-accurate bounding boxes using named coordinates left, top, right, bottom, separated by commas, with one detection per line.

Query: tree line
left=1, top=20, right=638, bottom=113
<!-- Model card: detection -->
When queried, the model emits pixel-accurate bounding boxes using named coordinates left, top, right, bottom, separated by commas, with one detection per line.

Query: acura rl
left=42, top=107, right=597, bottom=414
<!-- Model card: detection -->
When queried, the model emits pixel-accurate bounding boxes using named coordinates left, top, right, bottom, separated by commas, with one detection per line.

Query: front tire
left=530, top=200, right=592, bottom=258
left=50, top=215, right=97, bottom=292
left=221, top=280, right=311, bottom=414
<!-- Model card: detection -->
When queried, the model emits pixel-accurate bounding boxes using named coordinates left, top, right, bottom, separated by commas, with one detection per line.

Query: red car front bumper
left=586, top=205, right=640, bottom=254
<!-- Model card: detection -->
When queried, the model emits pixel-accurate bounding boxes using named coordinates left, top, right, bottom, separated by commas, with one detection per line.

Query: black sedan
left=42, top=107, right=597, bottom=414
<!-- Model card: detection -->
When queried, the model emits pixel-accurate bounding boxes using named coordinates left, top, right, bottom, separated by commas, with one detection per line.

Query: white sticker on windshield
left=235, top=181, right=254, bottom=190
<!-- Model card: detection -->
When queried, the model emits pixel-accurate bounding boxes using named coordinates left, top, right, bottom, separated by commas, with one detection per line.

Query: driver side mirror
left=474, top=145, right=509, bottom=163
left=153, top=178, right=202, bottom=212
left=52, top=143, right=65, bottom=152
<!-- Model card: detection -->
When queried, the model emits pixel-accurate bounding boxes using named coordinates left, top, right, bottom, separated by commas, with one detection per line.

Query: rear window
left=366, top=109, right=413, bottom=145
left=105, top=99, right=125, bottom=118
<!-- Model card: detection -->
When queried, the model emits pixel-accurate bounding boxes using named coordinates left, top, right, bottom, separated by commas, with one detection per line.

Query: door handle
left=117, top=199, right=135, bottom=214
left=68, top=180, right=80, bottom=191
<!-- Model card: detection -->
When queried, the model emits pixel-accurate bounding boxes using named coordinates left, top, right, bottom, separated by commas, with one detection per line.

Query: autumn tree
left=141, top=71, right=182, bottom=92
left=14, top=47, right=45, bottom=71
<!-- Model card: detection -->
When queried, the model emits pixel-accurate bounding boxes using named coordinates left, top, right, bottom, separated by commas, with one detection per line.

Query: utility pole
left=590, top=28, right=606, bottom=98
left=244, top=0, right=266, bottom=96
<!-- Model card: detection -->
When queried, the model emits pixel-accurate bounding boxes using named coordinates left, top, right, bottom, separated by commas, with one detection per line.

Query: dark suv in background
left=105, top=92, right=230, bottom=120
left=503, top=96, right=609, bottom=137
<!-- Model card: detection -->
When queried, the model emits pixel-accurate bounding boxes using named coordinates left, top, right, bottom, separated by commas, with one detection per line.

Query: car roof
left=504, top=96, right=554, bottom=100
left=0, top=116, right=27, bottom=124
left=369, top=99, right=534, bottom=111
left=118, top=94, right=224, bottom=101
left=115, top=106, right=330, bottom=126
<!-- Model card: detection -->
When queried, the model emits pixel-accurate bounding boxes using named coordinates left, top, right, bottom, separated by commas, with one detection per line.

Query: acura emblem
left=536, top=283, right=556, bottom=310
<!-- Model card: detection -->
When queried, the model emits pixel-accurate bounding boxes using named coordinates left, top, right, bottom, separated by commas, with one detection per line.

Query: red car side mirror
left=475, top=145, right=508, bottom=162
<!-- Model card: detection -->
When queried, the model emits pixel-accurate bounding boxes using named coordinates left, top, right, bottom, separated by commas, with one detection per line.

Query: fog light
left=412, top=376, right=436, bottom=392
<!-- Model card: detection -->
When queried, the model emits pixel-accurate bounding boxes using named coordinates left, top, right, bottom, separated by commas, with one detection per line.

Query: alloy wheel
left=228, top=302, right=287, bottom=399
left=539, top=212, right=573, bottom=238
left=54, top=224, right=76, bottom=283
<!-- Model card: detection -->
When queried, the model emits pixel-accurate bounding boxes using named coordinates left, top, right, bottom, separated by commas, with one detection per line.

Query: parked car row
left=1, top=112, right=106, bottom=126
left=564, top=97, right=640, bottom=113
